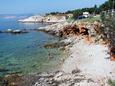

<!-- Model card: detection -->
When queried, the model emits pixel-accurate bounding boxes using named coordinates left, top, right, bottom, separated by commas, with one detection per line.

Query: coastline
left=0, top=0, right=115, bottom=85
left=36, top=21, right=115, bottom=85
left=2, top=21, right=115, bottom=86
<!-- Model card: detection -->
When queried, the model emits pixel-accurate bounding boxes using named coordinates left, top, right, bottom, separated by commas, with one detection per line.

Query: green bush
left=108, top=79, right=115, bottom=86
left=100, top=11, right=115, bottom=47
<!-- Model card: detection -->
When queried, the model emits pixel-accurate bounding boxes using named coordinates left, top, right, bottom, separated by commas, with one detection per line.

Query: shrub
left=108, top=79, right=115, bottom=86
left=100, top=11, right=115, bottom=47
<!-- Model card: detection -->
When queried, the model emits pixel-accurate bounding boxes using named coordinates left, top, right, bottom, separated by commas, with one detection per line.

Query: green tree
left=94, top=5, right=99, bottom=14
left=72, top=9, right=82, bottom=19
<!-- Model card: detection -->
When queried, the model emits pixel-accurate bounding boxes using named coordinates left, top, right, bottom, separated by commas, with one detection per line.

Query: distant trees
left=46, top=0, right=115, bottom=19
left=94, top=5, right=99, bottom=14
left=67, top=0, right=115, bottom=19
left=99, top=0, right=115, bottom=11
left=72, top=9, right=82, bottom=19
left=64, top=4, right=102, bottom=19
left=68, top=6, right=98, bottom=19
left=46, top=12, right=62, bottom=16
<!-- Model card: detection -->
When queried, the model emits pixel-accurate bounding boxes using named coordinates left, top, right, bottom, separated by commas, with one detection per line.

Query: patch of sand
left=62, top=36, right=115, bottom=80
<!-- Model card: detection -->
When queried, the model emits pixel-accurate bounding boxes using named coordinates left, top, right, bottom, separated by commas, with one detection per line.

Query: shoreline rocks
left=43, top=42, right=70, bottom=49
left=0, top=29, right=29, bottom=34
left=36, top=21, right=115, bottom=86
left=2, top=70, right=101, bottom=86
left=1, top=21, right=114, bottom=86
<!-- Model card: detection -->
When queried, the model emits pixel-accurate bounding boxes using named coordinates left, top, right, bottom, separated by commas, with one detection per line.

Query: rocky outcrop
left=2, top=70, right=104, bottom=86
left=35, top=21, right=115, bottom=85
left=38, top=22, right=69, bottom=37
left=19, top=14, right=67, bottom=23
left=38, top=21, right=105, bottom=44
left=44, top=42, right=70, bottom=49
left=18, top=15, right=44, bottom=23
left=1, top=21, right=111, bottom=86
left=0, top=29, right=28, bottom=34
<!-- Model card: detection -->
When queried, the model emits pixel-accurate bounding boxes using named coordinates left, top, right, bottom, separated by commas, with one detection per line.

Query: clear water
left=0, top=19, right=64, bottom=76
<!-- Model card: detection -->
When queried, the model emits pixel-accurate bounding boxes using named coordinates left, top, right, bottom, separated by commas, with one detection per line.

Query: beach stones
left=0, top=77, right=8, bottom=86
left=1, top=70, right=103, bottom=86
left=44, top=42, right=69, bottom=49
left=72, top=69, right=80, bottom=74
left=1, top=74, right=23, bottom=86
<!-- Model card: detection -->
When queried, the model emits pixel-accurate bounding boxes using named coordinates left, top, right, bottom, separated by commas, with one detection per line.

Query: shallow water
left=0, top=19, right=65, bottom=76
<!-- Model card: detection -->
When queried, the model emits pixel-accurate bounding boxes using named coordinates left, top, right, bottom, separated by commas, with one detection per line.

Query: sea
left=0, top=15, right=65, bottom=77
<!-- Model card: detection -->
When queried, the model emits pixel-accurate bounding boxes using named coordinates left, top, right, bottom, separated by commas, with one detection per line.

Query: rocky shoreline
left=1, top=21, right=115, bottom=86
left=37, top=21, right=115, bottom=86
left=0, top=70, right=96, bottom=86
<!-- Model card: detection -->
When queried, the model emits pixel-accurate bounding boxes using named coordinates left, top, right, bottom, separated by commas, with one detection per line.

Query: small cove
left=0, top=19, right=66, bottom=77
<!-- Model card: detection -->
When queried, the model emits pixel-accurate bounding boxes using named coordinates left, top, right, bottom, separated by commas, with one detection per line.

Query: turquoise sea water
left=0, top=19, right=64, bottom=76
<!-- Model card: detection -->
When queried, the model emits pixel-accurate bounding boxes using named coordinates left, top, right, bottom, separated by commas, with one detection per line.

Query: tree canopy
left=46, top=0, right=115, bottom=19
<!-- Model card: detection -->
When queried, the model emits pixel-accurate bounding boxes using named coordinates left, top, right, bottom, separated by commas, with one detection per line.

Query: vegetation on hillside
left=70, top=0, right=115, bottom=19
left=46, top=0, right=115, bottom=20
left=108, top=79, right=115, bottom=86
left=100, top=0, right=115, bottom=11
left=77, top=15, right=100, bottom=23
left=100, top=11, right=115, bottom=47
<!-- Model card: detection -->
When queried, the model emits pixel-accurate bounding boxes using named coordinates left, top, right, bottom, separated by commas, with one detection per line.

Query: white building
left=83, top=12, right=90, bottom=18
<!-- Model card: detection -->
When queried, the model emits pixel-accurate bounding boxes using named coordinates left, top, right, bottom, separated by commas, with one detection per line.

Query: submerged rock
left=44, top=42, right=69, bottom=49
left=0, top=68, right=9, bottom=72
left=8, top=63, right=19, bottom=66
left=4, top=74, right=23, bottom=86
left=1, top=29, right=28, bottom=34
